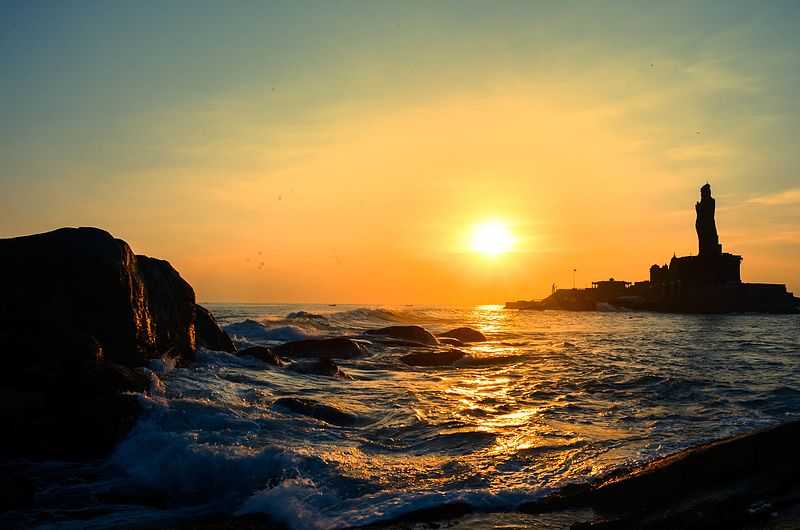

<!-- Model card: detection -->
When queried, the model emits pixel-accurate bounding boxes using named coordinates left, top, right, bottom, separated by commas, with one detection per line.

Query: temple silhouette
left=507, top=183, right=799, bottom=313
left=649, top=182, right=743, bottom=293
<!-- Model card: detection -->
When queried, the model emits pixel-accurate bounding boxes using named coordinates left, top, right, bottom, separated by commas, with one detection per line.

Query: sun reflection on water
left=199, top=304, right=800, bottom=521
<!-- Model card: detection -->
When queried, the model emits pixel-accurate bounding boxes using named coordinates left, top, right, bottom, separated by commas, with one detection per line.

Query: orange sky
left=2, top=4, right=798, bottom=304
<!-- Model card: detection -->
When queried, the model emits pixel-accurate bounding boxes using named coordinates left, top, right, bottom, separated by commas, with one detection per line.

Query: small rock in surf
left=273, top=337, right=367, bottom=359
left=271, top=397, right=361, bottom=426
left=288, top=358, right=351, bottom=379
left=365, top=325, right=439, bottom=346
left=237, top=346, right=283, bottom=366
left=438, top=327, right=487, bottom=342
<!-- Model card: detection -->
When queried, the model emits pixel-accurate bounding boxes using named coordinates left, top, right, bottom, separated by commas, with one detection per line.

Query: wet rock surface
left=438, top=327, right=487, bottom=342
left=288, top=358, right=351, bottom=379
left=195, top=304, right=236, bottom=353
left=273, top=337, right=367, bottom=359
left=271, top=397, right=362, bottom=426
left=136, top=255, right=197, bottom=363
left=237, top=345, right=283, bottom=366
left=365, top=325, right=440, bottom=346
left=519, top=420, right=800, bottom=529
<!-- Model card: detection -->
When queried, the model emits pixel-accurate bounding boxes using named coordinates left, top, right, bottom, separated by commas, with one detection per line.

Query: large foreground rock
left=0, top=227, right=228, bottom=458
left=365, top=325, right=439, bottom=346
left=0, top=228, right=197, bottom=366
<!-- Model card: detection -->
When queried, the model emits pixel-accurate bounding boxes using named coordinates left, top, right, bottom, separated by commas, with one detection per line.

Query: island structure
left=507, top=183, right=799, bottom=313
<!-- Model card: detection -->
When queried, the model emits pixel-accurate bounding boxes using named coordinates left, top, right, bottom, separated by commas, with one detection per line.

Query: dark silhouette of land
left=507, top=183, right=799, bottom=313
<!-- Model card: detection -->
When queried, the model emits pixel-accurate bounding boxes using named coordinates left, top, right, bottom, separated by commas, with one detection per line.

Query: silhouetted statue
left=695, top=183, right=721, bottom=256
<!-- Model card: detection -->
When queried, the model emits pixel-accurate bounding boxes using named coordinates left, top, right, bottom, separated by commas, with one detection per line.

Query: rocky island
left=507, top=183, right=799, bottom=313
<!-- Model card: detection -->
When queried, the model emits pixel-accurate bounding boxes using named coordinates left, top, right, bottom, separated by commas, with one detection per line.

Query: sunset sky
left=2, top=2, right=799, bottom=304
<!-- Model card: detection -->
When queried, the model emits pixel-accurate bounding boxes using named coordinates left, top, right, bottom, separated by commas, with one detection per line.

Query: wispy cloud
left=748, top=188, right=800, bottom=206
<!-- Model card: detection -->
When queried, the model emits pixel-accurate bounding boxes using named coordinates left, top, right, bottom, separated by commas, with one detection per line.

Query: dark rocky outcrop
left=195, top=304, right=236, bottom=353
left=273, top=337, right=367, bottom=360
left=365, top=325, right=439, bottom=346
left=438, top=337, right=465, bottom=346
left=0, top=228, right=197, bottom=367
left=401, top=349, right=465, bottom=366
left=438, top=327, right=487, bottom=342
left=135, top=255, right=197, bottom=362
left=520, top=420, right=800, bottom=529
left=237, top=345, right=283, bottom=366
left=0, top=227, right=228, bottom=458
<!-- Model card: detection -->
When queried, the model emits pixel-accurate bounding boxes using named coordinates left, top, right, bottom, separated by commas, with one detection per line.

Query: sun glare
left=471, top=220, right=515, bottom=256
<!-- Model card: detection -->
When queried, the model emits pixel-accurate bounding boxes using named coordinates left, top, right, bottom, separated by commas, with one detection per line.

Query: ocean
left=9, top=304, right=800, bottom=529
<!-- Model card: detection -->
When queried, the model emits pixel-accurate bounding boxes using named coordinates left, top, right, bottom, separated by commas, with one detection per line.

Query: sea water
left=8, top=305, right=800, bottom=529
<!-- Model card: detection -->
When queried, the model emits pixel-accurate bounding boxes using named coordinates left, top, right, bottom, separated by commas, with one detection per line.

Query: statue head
left=700, top=182, right=711, bottom=200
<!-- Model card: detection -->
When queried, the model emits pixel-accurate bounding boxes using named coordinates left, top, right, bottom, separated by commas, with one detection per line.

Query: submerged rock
left=271, top=397, right=361, bottom=426
left=288, top=358, right=351, bottom=379
left=365, top=325, right=439, bottom=346
left=438, top=327, right=487, bottom=342
left=401, top=349, right=466, bottom=366
left=438, top=337, right=465, bottom=346
left=237, top=346, right=283, bottom=366
left=195, top=304, right=236, bottom=353
left=273, top=337, right=367, bottom=359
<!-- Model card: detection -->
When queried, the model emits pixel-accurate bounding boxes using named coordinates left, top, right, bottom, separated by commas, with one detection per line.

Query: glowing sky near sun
left=1, top=2, right=799, bottom=304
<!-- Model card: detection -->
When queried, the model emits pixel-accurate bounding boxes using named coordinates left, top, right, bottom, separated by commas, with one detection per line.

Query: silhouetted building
left=508, top=183, right=797, bottom=313
left=646, top=183, right=795, bottom=312
left=650, top=184, right=742, bottom=295
left=591, top=278, right=631, bottom=300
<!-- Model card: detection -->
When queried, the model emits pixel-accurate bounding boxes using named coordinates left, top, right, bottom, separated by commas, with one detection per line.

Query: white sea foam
left=225, top=319, right=310, bottom=343
left=237, top=478, right=332, bottom=530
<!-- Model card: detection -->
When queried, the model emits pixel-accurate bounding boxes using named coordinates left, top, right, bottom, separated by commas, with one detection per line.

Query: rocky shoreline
left=2, top=227, right=798, bottom=528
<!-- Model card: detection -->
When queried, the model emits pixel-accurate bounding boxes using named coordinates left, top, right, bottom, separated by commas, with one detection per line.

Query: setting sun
left=471, top=220, right=515, bottom=256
